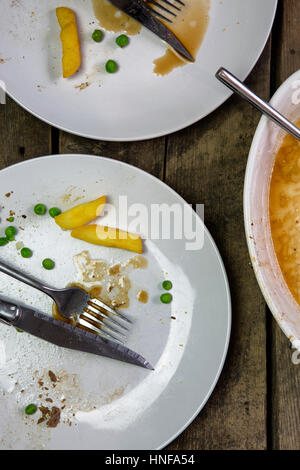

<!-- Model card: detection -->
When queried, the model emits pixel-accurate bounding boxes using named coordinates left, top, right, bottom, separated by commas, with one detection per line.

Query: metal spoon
left=216, top=67, right=300, bottom=141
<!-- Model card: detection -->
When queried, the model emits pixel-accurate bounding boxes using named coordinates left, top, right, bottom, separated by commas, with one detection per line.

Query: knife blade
left=0, top=298, right=154, bottom=370
left=108, top=0, right=194, bottom=62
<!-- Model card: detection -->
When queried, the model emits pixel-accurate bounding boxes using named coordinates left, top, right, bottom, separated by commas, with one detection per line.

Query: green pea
left=7, top=217, right=14, bottom=222
left=25, top=404, right=37, bottom=415
left=21, top=247, right=32, bottom=258
left=160, top=293, right=173, bottom=304
left=0, top=238, right=8, bottom=247
left=92, top=29, right=103, bottom=42
left=42, top=258, right=55, bottom=270
left=5, top=226, right=17, bottom=239
left=116, top=34, right=129, bottom=47
left=49, top=207, right=61, bottom=218
left=34, top=204, right=46, bottom=215
left=105, top=60, right=118, bottom=73
left=162, top=280, right=172, bottom=291
left=16, top=328, right=23, bottom=333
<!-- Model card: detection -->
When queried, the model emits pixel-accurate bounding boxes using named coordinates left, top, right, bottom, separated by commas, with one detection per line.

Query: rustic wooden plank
left=270, top=0, right=300, bottom=451
left=166, top=42, right=272, bottom=449
left=0, top=95, right=51, bottom=169
left=59, top=132, right=166, bottom=179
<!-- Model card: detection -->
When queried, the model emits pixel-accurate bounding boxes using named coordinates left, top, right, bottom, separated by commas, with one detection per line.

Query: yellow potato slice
left=56, top=7, right=81, bottom=78
left=71, top=225, right=143, bottom=254
left=55, top=196, right=106, bottom=230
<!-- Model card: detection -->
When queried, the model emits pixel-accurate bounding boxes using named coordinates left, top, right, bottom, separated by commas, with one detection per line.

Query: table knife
left=0, top=297, right=154, bottom=370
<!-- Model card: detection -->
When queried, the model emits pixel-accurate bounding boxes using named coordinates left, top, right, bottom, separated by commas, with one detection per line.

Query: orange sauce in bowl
left=269, top=120, right=300, bottom=304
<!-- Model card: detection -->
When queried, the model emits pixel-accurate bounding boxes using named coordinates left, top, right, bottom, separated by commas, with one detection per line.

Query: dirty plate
left=0, top=0, right=277, bottom=141
left=0, top=155, right=230, bottom=449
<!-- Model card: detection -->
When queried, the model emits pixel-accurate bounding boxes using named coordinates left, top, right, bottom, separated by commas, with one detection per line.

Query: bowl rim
left=244, top=69, right=300, bottom=349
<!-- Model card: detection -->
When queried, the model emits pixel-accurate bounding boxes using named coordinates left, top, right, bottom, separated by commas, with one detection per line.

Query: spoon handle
left=216, top=67, right=300, bottom=141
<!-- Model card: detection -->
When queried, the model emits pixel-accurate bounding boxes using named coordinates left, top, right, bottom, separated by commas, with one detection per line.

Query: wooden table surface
left=1, top=0, right=300, bottom=450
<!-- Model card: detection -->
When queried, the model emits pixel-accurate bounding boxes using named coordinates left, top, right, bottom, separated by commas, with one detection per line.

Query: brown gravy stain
left=126, top=255, right=148, bottom=269
left=269, top=119, right=300, bottom=304
left=137, top=290, right=148, bottom=304
left=93, top=0, right=210, bottom=76
left=153, top=0, right=210, bottom=75
left=92, top=0, right=141, bottom=35
left=53, top=251, right=148, bottom=327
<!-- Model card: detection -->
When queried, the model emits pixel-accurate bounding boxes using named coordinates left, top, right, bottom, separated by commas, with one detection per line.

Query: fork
left=108, top=0, right=194, bottom=62
left=147, top=0, right=186, bottom=23
left=0, top=259, right=131, bottom=343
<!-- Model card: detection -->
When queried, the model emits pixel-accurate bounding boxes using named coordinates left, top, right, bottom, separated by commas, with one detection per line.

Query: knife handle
left=0, top=298, right=20, bottom=326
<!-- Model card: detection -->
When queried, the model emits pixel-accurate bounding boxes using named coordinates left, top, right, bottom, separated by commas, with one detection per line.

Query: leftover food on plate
left=71, top=225, right=143, bottom=254
left=56, top=7, right=81, bottom=78
left=52, top=250, right=149, bottom=325
left=54, top=195, right=106, bottom=229
left=153, top=0, right=210, bottom=76
left=269, top=118, right=300, bottom=304
left=55, top=0, right=210, bottom=78
left=55, top=195, right=143, bottom=253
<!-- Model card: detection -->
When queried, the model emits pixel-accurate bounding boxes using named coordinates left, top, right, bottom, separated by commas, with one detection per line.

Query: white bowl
left=244, top=69, right=300, bottom=350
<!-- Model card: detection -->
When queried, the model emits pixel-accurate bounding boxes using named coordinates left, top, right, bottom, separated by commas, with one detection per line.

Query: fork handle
left=0, top=259, right=55, bottom=298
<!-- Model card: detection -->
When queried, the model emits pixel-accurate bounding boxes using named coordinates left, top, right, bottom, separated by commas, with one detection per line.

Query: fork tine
left=83, top=308, right=127, bottom=338
left=79, top=314, right=126, bottom=343
left=174, top=0, right=185, bottom=5
left=87, top=301, right=130, bottom=332
left=90, top=298, right=133, bottom=324
left=159, top=0, right=181, bottom=12
left=147, top=7, right=173, bottom=23
left=148, top=0, right=177, bottom=17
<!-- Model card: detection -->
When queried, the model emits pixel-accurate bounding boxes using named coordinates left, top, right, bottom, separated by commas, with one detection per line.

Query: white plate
left=0, top=0, right=277, bottom=141
left=0, top=155, right=230, bottom=449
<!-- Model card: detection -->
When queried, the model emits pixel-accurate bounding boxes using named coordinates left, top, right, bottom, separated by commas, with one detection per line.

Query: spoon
left=216, top=67, right=300, bottom=141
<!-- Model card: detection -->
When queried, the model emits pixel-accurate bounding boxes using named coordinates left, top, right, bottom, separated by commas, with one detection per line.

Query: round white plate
left=0, top=155, right=230, bottom=450
left=0, top=0, right=277, bottom=141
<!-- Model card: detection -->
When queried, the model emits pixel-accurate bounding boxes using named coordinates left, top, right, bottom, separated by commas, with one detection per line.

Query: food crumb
left=137, top=290, right=148, bottom=304
left=75, top=82, right=90, bottom=91
left=48, top=370, right=57, bottom=383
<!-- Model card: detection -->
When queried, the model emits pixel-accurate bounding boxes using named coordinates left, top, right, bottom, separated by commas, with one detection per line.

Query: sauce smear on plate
left=153, top=0, right=210, bottom=75
left=93, top=0, right=210, bottom=75
left=269, top=119, right=300, bottom=304
left=93, top=0, right=141, bottom=35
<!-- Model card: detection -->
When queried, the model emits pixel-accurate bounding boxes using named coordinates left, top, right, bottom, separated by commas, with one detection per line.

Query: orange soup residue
left=269, top=119, right=300, bottom=304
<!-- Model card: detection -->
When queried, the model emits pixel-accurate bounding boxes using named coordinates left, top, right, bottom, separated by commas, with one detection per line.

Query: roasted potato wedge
left=55, top=196, right=106, bottom=230
left=71, top=225, right=143, bottom=254
left=56, top=7, right=81, bottom=78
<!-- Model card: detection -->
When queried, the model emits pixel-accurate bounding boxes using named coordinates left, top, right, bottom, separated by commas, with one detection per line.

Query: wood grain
left=0, top=96, right=51, bottom=169
left=166, top=42, right=272, bottom=449
left=60, top=131, right=166, bottom=179
left=270, top=0, right=300, bottom=450
left=1, top=0, right=300, bottom=450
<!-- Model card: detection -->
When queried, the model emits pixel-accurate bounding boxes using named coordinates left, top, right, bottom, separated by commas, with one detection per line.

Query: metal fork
left=147, top=0, right=185, bottom=23
left=109, top=0, right=194, bottom=62
left=0, top=259, right=131, bottom=343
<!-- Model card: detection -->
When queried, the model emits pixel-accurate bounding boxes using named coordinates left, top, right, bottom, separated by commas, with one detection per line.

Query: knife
left=108, top=0, right=194, bottom=62
left=0, top=297, right=154, bottom=370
